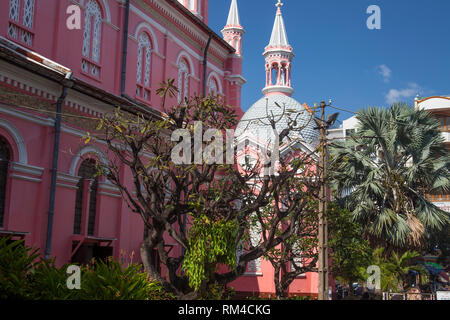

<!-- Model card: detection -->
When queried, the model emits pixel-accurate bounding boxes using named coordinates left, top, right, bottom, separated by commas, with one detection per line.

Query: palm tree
left=330, top=103, right=450, bottom=250
left=361, top=248, right=429, bottom=292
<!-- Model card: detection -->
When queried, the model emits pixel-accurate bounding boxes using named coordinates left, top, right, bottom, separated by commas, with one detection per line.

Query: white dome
left=235, top=94, right=319, bottom=149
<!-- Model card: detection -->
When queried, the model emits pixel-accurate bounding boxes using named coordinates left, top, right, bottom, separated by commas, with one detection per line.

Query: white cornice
left=226, top=74, right=246, bottom=86
left=11, top=162, right=44, bottom=177
left=262, top=86, right=294, bottom=96
left=10, top=173, right=42, bottom=183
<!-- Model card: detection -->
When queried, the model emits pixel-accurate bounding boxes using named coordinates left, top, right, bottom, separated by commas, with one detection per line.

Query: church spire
left=226, top=0, right=241, bottom=27
left=222, top=0, right=244, bottom=56
left=269, top=0, right=289, bottom=47
left=262, top=0, right=294, bottom=97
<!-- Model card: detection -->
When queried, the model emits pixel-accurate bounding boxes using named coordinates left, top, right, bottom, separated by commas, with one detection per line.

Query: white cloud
left=377, top=64, right=392, bottom=83
left=385, top=83, right=421, bottom=104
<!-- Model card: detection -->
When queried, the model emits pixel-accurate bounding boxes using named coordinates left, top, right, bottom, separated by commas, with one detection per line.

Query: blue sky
left=209, top=0, right=450, bottom=121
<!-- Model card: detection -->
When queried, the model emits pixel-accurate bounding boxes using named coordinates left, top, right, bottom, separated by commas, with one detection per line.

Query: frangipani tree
left=85, top=79, right=321, bottom=299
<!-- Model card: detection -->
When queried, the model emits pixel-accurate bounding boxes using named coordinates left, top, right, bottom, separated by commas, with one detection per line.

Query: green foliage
left=359, top=248, right=429, bottom=292
left=0, top=237, right=172, bottom=300
left=182, top=216, right=238, bottom=291
left=0, top=237, right=40, bottom=299
left=77, top=259, right=172, bottom=300
left=199, top=282, right=235, bottom=300
left=330, top=103, right=450, bottom=249
left=328, top=203, right=373, bottom=285
left=28, top=259, right=74, bottom=300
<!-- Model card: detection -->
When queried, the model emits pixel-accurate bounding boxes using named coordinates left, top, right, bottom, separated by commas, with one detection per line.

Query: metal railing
left=382, top=292, right=436, bottom=300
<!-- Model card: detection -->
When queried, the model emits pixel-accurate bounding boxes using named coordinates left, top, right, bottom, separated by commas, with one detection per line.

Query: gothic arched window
left=136, top=32, right=152, bottom=100
left=0, top=138, right=10, bottom=227
left=7, top=0, right=36, bottom=47
left=208, top=77, right=218, bottom=95
left=82, top=0, right=102, bottom=77
left=73, top=159, right=99, bottom=235
left=177, top=59, right=190, bottom=103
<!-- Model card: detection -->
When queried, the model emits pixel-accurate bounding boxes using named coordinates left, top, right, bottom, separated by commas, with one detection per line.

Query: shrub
left=0, top=237, right=39, bottom=300
left=78, top=258, right=173, bottom=300
left=28, top=259, right=74, bottom=300
left=0, top=237, right=173, bottom=300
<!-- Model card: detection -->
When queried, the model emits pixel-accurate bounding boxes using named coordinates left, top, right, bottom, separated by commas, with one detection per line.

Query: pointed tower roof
left=268, top=0, right=289, bottom=47
left=225, top=0, right=241, bottom=28
left=262, top=1, right=294, bottom=97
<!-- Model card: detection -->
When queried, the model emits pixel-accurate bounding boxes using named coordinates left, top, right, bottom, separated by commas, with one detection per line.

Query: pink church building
left=0, top=0, right=321, bottom=298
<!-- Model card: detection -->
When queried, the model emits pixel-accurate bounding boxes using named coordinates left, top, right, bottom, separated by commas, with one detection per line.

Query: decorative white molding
left=133, top=21, right=160, bottom=54
left=9, top=174, right=41, bottom=183
left=176, top=50, right=196, bottom=78
left=0, top=105, right=55, bottom=127
left=262, top=85, right=294, bottom=96
left=0, top=119, right=28, bottom=164
left=78, top=0, right=112, bottom=24
left=207, top=71, right=223, bottom=94
left=226, top=74, right=246, bottom=86
left=98, top=182, right=120, bottom=193
left=10, top=162, right=44, bottom=177
left=99, top=191, right=122, bottom=198
left=57, top=172, right=81, bottom=184
left=56, top=183, right=79, bottom=190
left=69, top=145, right=108, bottom=176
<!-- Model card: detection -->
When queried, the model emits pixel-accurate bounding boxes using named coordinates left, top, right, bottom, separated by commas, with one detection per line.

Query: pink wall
left=0, top=0, right=320, bottom=298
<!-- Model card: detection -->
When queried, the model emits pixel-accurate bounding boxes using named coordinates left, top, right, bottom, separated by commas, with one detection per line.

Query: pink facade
left=0, top=0, right=244, bottom=262
left=0, top=0, right=322, bottom=298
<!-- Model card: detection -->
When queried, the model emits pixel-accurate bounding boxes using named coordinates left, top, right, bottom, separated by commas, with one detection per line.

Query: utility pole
left=314, top=100, right=339, bottom=300
left=318, top=101, right=328, bottom=300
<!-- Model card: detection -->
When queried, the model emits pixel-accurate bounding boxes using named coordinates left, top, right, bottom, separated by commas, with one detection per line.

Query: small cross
left=276, top=0, right=283, bottom=8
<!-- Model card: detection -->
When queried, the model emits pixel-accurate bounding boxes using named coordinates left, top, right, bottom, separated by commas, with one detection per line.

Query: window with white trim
left=177, top=59, right=190, bottom=103
left=136, top=32, right=152, bottom=100
left=7, top=0, right=35, bottom=47
left=73, top=159, right=99, bottom=235
left=247, top=212, right=262, bottom=273
left=208, top=77, right=219, bottom=95
left=82, top=0, right=102, bottom=78
left=0, top=137, right=10, bottom=228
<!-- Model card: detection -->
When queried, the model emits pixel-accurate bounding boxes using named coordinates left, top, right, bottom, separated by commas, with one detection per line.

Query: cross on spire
left=276, top=0, right=283, bottom=8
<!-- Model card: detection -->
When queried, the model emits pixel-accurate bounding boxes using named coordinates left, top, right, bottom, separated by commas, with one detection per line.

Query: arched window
left=208, top=77, right=218, bottom=95
left=177, top=59, right=190, bottom=103
left=247, top=212, right=262, bottom=273
left=0, top=138, right=10, bottom=227
left=234, top=38, right=239, bottom=53
left=73, top=159, right=99, bottom=235
left=136, top=32, right=152, bottom=100
left=7, top=0, right=35, bottom=47
left=271, top=66, right=277, bottom=86
left=82, top=0, right=102, bottom=77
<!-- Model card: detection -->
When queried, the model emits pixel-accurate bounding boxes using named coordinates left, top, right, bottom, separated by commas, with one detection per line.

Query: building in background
left=0, top=0, right=327, bottom=298
left=327, top=115, right=359, bottom=142
left=0, top=0, right=244, bottom=266
left=233, top=1, right=324, bottom=298
left=415, top=95, right=450, bottom=213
